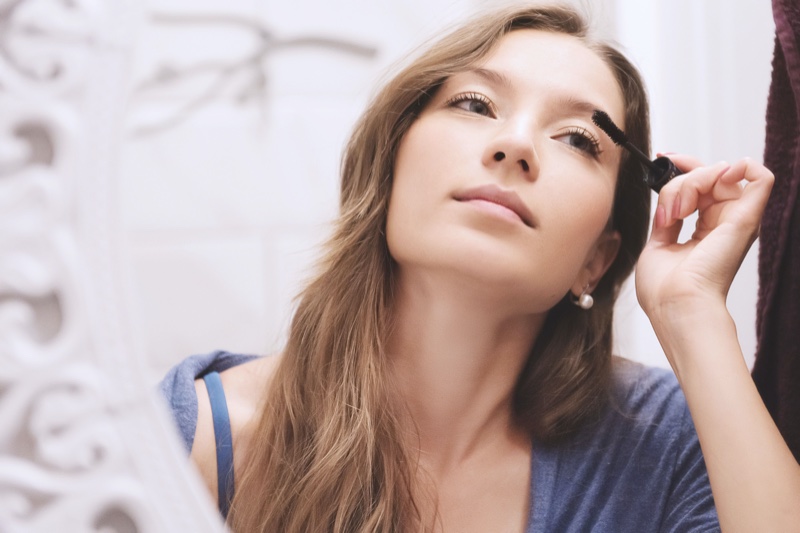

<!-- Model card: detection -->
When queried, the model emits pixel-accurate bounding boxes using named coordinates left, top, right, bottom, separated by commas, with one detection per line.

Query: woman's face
left=386, top=29, right=626, bottom=313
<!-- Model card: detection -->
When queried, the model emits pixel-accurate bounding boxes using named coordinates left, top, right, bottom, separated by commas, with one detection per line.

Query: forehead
left=471, top=29, right=625, bottom=127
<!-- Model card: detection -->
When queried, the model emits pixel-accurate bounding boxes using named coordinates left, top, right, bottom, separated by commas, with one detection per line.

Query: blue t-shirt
left=160, top=351, right=720, bottom=532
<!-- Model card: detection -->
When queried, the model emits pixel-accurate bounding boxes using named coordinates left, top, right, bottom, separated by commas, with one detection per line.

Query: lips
left=453, top=184, right=536, bottom=227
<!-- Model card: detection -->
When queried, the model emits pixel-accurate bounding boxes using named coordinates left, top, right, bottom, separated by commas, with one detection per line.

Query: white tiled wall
left=123, top=0, right=499, bottom=379
left=122, top=0, right=774, bottom=380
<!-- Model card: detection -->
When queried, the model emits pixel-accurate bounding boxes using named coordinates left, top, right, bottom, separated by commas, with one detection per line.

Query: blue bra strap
left=203, top=371, right=235, bottom=519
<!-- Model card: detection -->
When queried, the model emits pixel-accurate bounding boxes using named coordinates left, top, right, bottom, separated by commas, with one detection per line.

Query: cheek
left=532, top=176, right=617, bottom=269
left=386, top=117, right=455, bottom=257
left=385, top=188, right=413, bottom=261
left=386, top=126, right=429, bottom=262
left=386, top=176, right=437, bottom=268
left=544, top=164, right=617, bottom=232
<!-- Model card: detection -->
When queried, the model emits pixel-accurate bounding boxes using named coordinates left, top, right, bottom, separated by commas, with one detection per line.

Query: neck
left=387, top=268, right=544, bottom=476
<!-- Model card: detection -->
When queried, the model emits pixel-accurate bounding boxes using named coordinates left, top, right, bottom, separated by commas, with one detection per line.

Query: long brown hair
left=230, top=4, right=652, bottom=532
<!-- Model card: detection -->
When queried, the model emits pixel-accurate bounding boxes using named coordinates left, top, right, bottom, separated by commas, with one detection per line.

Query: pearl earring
left=572, top=286, right=594, bottom=310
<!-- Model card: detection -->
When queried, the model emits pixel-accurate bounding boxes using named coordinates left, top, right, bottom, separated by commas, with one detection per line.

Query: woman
left=160, top=3, right=800, bottom=532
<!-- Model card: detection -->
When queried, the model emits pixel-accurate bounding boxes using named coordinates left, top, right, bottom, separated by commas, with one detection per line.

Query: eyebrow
left=468, top=67, right=513, bottom=89
left=553, top=95, right=604, bottom=118
left=463, top=67, right=612, bottom=123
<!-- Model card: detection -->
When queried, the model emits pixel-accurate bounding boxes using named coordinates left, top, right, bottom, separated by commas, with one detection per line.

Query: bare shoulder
left=190, top=354, right=282, bottom=501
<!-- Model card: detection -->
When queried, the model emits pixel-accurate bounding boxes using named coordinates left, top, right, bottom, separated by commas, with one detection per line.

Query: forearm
left=650, top=302, right=800, bottom=533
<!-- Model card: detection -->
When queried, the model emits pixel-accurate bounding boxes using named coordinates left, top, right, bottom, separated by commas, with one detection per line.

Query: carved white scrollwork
left=0, top=1, right=226, bottom=531
left=0, top=0, right=101, bottom=95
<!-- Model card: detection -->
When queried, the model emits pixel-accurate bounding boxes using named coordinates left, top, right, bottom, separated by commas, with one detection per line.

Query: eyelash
left=561, top=127, right=602, bottom=158
left=445, top=92, right=496, bottom=116
left=444, top=92, right=602, bottom=159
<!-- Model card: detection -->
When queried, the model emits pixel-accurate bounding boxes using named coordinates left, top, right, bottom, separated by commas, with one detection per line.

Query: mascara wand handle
left=648, top=156, right=683, bottom=193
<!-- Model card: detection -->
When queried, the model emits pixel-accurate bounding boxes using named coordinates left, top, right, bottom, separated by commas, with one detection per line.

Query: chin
left=394, top=243, right=550, bottom=304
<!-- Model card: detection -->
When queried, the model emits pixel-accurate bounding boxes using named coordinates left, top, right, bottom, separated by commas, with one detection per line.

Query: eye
left=557, top=127, right=602, bottom=158
left=445, top=92, right=496, bottom=117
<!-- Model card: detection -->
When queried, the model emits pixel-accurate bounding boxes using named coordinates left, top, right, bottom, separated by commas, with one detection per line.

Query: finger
left=649, top=203, right=683, bottom=246
left=676, top=161, right=738, bottom=215
left=727, top=157, right=774, bottom=190
left=658, top=154, right=738, bottom=204
left=651, top=154, right=711, bottom=224
left=722, top=157, right=775, bottom=228
left=657, top=161, right=731, bottom=225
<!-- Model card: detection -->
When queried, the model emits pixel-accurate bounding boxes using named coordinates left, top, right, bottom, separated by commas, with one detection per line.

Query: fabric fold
left=753, top=0, right=800, bottom=462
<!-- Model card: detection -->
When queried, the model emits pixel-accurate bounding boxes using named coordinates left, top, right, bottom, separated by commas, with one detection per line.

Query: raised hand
left=636, top=154, right=773, bottom=321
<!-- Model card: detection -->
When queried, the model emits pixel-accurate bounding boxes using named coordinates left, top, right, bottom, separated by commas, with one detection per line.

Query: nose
left=482, top=122, right=539, bottom=179
left=492, top=150, right=530, bottom=172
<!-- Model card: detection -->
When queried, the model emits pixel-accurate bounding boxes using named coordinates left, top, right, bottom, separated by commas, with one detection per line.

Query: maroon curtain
left=753, top=0, right=800, bottom=463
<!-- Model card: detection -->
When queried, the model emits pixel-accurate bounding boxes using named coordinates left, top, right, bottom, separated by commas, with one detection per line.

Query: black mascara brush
left=591, top=110, right=682, bottom=193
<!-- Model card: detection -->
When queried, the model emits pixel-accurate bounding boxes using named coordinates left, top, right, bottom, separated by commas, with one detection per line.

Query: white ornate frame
left=0, top=1, right=226, bottom=530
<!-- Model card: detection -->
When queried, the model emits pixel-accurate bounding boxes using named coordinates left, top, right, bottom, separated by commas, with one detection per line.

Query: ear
left=570, top=230, right=621, bottom=297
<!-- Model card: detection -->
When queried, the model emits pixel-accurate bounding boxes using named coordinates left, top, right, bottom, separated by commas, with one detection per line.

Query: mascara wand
left=591, top=110, right=682, bottom=193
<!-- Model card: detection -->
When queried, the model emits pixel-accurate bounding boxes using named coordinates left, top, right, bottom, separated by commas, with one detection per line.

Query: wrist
left=645, top=293, right=728, bottom=332
left=645, top=300, right=739, bottom=381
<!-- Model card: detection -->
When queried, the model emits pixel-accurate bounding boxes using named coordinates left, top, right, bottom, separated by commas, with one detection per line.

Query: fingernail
left=671, top=193, right=681, bottom=220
